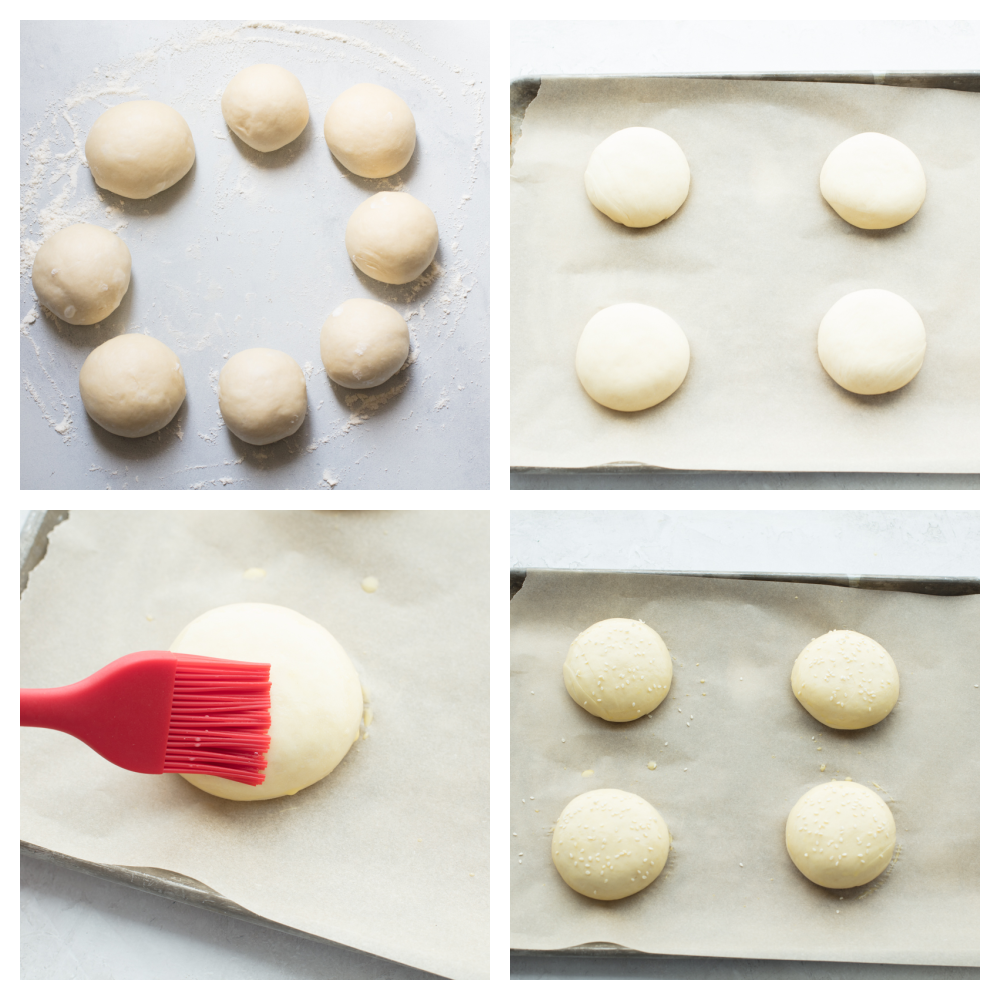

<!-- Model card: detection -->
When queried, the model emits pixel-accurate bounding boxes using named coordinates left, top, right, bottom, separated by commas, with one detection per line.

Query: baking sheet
left=20, top=511, right=489, bottom=980
left=510, top=77, right=979, bottom=472
left=20, top=21, right=489, bottom=490
left=510, top=570, right=979, bottom=965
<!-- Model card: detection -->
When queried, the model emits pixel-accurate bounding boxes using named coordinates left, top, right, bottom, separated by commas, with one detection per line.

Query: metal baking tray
left=510, top=72, right=980, bottom=490
left=509, top=566, right=979, bottom=974
left=19, top=511, right=438, bottom=977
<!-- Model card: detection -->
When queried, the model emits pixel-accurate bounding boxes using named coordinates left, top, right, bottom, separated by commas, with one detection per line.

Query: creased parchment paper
left=510, top=571, right=979, bottom=965
left=511, top=78, right=979, bottom=472
left=21, top=511, right=488, bottom=980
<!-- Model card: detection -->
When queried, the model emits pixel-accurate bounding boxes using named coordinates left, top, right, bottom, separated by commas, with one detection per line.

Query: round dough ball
left=324, top=82, right=416, bottom=178
left=218, top=348, right=307, bottom=446
left=563, top=618, right=672, bottom=722
left=791, top=629, right=900, bottom=730
left=820, top=132, right=926, bottom=229
left=31, top=224, right=131, bottom=326
left=786, top=781, right=896, bottom=889
left=584, top=126, right=691, bottom=228
left=79, top=334, right=185, bottom=438
left=221, top=64, right=310, bottom=153
left=818, top=289, right=925, bottom=395
left=345, top=192, right=438, bottom=285
left=552, top=789, right=670, bottom=900
left=85, top=101, right=196, bottom=200
left=170, top=603, right=364, bottom=801
left=576, top=303, right=690, bottom=412
left=320, top=299, right=410, bottom=389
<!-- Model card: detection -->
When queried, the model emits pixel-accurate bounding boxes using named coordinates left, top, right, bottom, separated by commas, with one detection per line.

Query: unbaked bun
left=85, top=101, right=195, bottom=200
left=218, top=348, right=307, bottom=446
left=221, top=64, right=309, bottom=152
left=324, top=83, right=416, bottom=178
left=563, top=618, right=672, bottom=722
left=79, top=334, right=185, bottom=438
left=321, top=298, right=410, bottom=389
left=552, top=789, right=670, bottom=900
left=345, top=191, right=438, bottom=285
left=31, top=224, right=131, bottom=326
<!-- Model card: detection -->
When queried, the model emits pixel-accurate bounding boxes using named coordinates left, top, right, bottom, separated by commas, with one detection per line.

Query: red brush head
left=163, top=654, right=271, bottom=786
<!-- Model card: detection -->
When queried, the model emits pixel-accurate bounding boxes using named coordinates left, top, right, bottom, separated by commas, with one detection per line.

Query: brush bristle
left=164, top=662, right=271, bottom=785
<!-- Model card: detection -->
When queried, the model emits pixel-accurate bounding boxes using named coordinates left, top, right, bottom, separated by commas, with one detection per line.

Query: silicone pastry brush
left=20, top=651, right=271, bottom=785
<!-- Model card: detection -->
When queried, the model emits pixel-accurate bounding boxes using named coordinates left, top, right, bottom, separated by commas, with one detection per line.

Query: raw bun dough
left=345, top=192, right=438, bottom=285
left=791, top=629, right=900, bottom=730
left=576, top=303, right=690, bottom=412
left=818, top=289, right=926, bottom=395
left=221, top=64, right=309, bottom=152
left=321, top=298, right=410, bottom=389
left=79, top=333, right=185, bottom=438
left=324, top=82, right=416, bottom=178
left=563, top=618, right=672, bottom=722
left=820, top=132, right=926, bottom=229
left=31, top=224, right=131, bottom=325
left=170, top=603, right=364, bottom=801
left=85, top=101, right=196, bottom=200
left=786, top=781, right=896, bottom=889
left=552, top=789, right=670, bottom=900
left=584, top=126, right=691, bottom=228
left=218, top=348, right=307, bottom=446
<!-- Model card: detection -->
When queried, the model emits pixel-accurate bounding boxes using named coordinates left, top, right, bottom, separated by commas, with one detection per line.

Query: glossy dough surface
left=170, top=603, right=364, bottom=801
left=820, top=132, right=926, bottom=229
left=786, top=781, right=896, bottom=889
left=324, top=82, right=416, bottom=178
left=79, top=334, right=185, bottom=438
left=563, top=618, right=672, bottom=722
left=218, top=348, right=307, bottom=445
left=85, top=100, right=195, bottom=200
left=584, top=126, right=690, bottom=228
left=818, top=289, right=926, bottom=395
left=320, top=298, right=410, bottom=389
left=31, top=224, right=132, bottom=326
left=791, top=629, right=900, bottom=729
left=552, top=789, right=670, bottom=900
left=345, top=192, right=438, bottom=284
left=576, top=303, right=690, bottom=412
left=221, top=64, right=310, bottom=152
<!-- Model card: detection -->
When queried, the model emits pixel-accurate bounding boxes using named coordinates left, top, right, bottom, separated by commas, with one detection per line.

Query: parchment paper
left=510, top=78, right=979, bottom=472
left=510, top=570, right=979, bottom=965
left=21, top=511, right=489, bottom=980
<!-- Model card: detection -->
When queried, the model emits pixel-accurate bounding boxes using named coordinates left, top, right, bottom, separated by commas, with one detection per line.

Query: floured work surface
left=510, top=571, right=979, bottom=965
left=510, top=78, right=978, bottom=472
left=21, top=511, right=489, bottom=980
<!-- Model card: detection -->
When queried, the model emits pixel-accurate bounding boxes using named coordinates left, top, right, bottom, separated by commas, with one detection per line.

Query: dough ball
left=552, top=789, right=670, bottom=900
left=576, top=303, right=690, bottom=412
left=584, top=126, right=691, bottom=228
left=320, top=298, right=410, bottom=389
left=31, top=224, right=131, bottom=326
left=324, top=82, right=416, bottom=178
left=345, top=192, right=438, bottom=285
left=820, top=132, right=926, bottom=229
left=79, top=333, right=185, bottom=438
left=818, top=289, right=925, bottom=395
left=170, top=603, right=364, bottom=801
left=221, top=64, right=310, bottom=153
left=563, top=618, right=672, bottom=722
left=218, top=348, right=307, bottom=446
left=786, top=781, right=896, bottom=889
left=791, top=629, right=899, bottom=730
left=85, top=101, right=195, bottom=200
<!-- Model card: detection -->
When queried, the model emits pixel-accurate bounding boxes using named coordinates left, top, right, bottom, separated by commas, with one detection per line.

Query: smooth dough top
left=218, top=348, right=307, bottom=446
left=324, top=82, right=417, bottom=179
left=820, top=132, right=926, bottom=230
left=563, top=618, right=672, bottom=722
left=170, top=603, right=364, bottom=801
left=576, top=303, right=690, bottom=412
left=785, top=780, right=896, bottom=889
left=791, top=629, right=900, bottom=730
left=221, top=64, right=310, bottom=153
left=584, top=126, right=691, bottom=228
left=344, top=191, right=438, bottom=285
left=320, top=298, right=410, bottom=389
left=552, top=789, right=670, bottom=900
